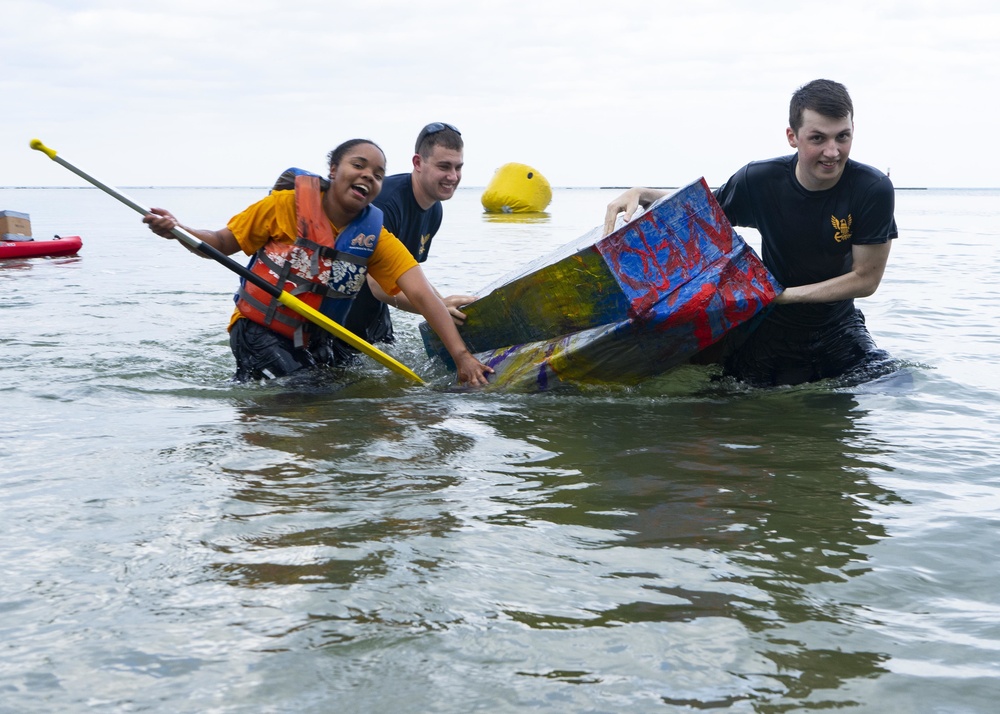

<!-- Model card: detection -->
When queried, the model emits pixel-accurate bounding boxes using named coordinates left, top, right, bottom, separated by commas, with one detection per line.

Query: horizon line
left=4, top=185, right=997, bottom=191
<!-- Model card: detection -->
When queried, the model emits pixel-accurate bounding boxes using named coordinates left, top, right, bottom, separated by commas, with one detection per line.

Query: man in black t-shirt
left=342, top=123, right=476, bottom=345
left=604, top=79, right=897, bottom=386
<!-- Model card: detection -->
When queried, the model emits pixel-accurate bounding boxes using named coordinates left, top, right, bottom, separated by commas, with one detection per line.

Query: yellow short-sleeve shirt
left=224, top=189, right=418, bottom=330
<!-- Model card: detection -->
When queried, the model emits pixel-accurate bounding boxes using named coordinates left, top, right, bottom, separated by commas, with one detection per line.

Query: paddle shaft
left=28, top=139, right=424, bottom=384
left=35, top=149, right=302, bottom=298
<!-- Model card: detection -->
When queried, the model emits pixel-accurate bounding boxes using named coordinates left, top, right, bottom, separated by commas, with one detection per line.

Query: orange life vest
left=234, top=174, right=382, bottom=347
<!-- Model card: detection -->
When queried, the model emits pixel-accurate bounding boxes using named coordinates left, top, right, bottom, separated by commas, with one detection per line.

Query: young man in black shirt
left=604, top=79, right=897, bottom=386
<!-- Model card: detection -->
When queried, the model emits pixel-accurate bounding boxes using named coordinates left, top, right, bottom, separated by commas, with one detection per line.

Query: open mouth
left=352, top=184, right=370, bottom=197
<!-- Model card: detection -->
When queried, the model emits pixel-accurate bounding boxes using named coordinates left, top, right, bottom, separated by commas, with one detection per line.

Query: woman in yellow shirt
left=142, top=139, right=492, bottom=387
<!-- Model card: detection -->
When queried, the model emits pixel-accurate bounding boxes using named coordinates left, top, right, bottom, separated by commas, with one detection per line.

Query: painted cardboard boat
left=420, top=178, right=782, bottom=391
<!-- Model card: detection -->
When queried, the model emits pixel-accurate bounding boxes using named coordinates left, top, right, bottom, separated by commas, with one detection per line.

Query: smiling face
left=326, top=142, right=386, bottom=225
left=787, top=109, right=854, bottom=191
left=411, top=145, right=464, bottom=209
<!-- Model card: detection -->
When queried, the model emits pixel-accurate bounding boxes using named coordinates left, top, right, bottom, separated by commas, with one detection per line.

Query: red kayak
left=0, top=235, right=82, bottom=259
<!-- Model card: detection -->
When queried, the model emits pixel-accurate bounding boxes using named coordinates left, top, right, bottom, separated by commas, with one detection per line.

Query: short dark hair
left=789, top=79, right=854, bottom=132
left=327, top=139, right=385, bottom=170
left=415, top=123, right=463, bottom=158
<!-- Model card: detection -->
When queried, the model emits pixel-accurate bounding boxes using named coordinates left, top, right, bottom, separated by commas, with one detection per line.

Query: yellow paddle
left=30, top=138, right=424, bottom=384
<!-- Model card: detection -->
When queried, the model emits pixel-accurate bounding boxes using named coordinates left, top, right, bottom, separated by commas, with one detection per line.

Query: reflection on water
left=213, top=388, right=470, bottom=594
left=192, top=377, right=902, bottom=709
left=4, top=187, right=1000, bottom=712
left=487, top=388, right=898, bottom=704
left=481, top=211, right=551, bottom=224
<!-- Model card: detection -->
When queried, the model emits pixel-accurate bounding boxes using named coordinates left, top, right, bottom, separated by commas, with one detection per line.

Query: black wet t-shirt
left=714, top=155, right=897, bottom=330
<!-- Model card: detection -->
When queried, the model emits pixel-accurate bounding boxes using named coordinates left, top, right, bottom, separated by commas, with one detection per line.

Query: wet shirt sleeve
left=226, top=190, right=298, bottom=255
left=368, top=228, right=419, bottom=295
left=850, top=174, right=898, bottom=245
left=713, top=165, right=757, bottom=229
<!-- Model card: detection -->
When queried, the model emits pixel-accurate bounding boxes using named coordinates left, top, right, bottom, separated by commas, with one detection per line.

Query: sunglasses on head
left=416, top=122, right=461, bottom=152
left=421, top=122, right=461, bottom=136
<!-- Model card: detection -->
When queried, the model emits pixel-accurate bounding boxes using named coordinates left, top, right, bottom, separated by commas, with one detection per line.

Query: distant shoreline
left=598, top=186, right=930, bottom=191
left=5, top=185, right=988, bottom=191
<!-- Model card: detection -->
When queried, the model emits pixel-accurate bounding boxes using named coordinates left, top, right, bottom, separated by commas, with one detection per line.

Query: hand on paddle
left=142, top=207, right=179, bottom=238
left=142, top=208, right=241, bottom=256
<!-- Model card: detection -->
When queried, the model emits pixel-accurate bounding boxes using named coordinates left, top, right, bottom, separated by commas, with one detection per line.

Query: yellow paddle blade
left=277, top=292, right=424, bottom=384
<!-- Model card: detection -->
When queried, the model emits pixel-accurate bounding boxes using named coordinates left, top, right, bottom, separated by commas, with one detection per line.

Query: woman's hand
left=396, top=267, right=494, bottom=387
left=453, top=350, right=493, bottom=387
left=141, top=210, right=241, bottom=256
left=142, top=207, right=179, bottom=239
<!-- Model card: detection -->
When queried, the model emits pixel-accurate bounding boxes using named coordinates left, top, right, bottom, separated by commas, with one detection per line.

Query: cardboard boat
left=420, top=178, right=782, bottom=391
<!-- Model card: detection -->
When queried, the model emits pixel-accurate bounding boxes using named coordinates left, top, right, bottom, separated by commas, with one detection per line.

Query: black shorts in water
left=721, top=308, right=893, bottom=387
left=229, top=318, right=356, bottom=382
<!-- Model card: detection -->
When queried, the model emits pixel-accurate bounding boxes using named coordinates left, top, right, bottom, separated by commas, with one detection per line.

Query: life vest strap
left=236, top=287, right=300, bottom=332
left=296, top=238, right=369, bottom=266
left=255, top=251, right=340, bottom=299
left=263, top=260, right=293, bottom=326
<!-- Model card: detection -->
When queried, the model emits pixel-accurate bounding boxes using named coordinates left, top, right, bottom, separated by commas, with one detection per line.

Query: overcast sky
left=3, top=0, right=998, bottom=189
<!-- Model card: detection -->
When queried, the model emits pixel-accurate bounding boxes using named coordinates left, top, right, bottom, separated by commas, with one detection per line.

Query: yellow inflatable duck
left=481, top=162, right=552, bottom=213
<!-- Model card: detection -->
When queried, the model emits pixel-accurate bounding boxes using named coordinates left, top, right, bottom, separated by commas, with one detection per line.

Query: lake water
left=2, top=183, right=999, bottom=713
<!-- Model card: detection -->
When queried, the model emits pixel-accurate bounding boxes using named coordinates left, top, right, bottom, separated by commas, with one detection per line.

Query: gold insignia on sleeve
left=831, top=214, right=853, bottom=242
